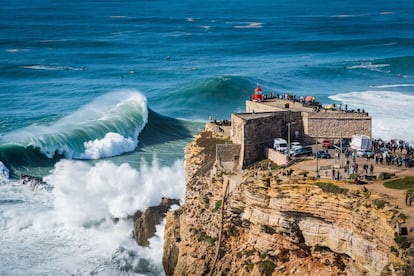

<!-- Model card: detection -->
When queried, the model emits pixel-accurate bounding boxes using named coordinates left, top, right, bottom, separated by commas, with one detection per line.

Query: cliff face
left=163, top=131, right=410, bottom=275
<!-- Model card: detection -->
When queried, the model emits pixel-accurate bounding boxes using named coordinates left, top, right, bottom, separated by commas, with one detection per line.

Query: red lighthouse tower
left=252, top=85, right=264, bottom=102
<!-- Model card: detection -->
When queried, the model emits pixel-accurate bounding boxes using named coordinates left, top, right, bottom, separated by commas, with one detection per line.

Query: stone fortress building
left=223, top=88, right=372, bottom=168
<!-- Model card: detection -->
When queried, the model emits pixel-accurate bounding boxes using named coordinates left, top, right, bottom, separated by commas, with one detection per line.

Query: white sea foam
left=80, top=133, right=137, bottom=159
left=369, top=83, right=414, bottom=89
left=6, top=48, right=28, bottom=53
left=330, top=90, right=414, bottom=143
left=380, top=11, right=395, bottom=15
left=346, top=62, right=389, bottom=71
left=45, top=158, right=185, bottom=225
left=330, top=14, right=356, bottom=18
left=109, top=15, right=130, bottom=19
left=0, top=157, right=184, bottom=275
left=22, top=65, right=86, bottom=71
left=234, top=22, right=263, bottom=29
left=384, top=41, right=398, bottom=46
left=0, top=161, right=9, bottom=183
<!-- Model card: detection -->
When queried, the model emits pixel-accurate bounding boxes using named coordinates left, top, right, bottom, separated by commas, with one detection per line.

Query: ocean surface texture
left=1, top=1, right=413, bottom=275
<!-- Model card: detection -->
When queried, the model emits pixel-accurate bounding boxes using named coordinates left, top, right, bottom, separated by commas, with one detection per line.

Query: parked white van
left=273, top=138, right=288, bottom=152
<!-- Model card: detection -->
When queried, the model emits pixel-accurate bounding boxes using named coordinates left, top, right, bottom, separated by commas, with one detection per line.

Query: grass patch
left=194, top=131, right=232, bottom=177
left=316, top=182, right=349, bottom=195
left=373, top=198, right=387, bottom=209
left=384, top=176, right=414, bottom=190
left=258, top=260, right=276, bottom=276
left=198, top=231, right=217, bottom=245
left=213, top=199, right=222, bottom=212
left=378, top=172, right=395, bottom=180
left=348, top=174, right=357, bottom=180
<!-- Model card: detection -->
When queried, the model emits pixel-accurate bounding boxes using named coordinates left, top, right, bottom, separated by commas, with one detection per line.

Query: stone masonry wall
left=232, top=106, right=371, bottom=167
left=265, top=148, right=288, bottom=166
left=230, top=114, right=244, bottom=145
left=231, top=112, right=304, bottom=168
left=303, top=112, right=372, bottom=139
left=216, top=144, right=241, bottom=171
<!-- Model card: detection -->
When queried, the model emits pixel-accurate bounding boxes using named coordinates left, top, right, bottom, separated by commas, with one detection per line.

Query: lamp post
left=287, top=122, right=296, bottom=158
left=316, top=141, right=319, bottom=173
left=340, top=133, right=343, bottom=168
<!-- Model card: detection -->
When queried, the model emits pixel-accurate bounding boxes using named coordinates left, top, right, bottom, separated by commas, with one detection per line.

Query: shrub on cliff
left=384, top=176, right=414, bottom=190
left=316, top=182, right=349, bottom=195
left=257, top=260, right=276, bottom=276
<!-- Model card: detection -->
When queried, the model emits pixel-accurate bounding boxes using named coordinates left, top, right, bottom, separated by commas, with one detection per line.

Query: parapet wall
left=303, top=112, right=372, bottom=139
left=265, top=148, right=288, bottom=166
left=246, top=100, right=285, bottom=113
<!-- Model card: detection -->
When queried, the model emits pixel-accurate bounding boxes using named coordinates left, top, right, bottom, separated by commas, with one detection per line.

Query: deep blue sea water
left=1, top=0, right=414, bottom=275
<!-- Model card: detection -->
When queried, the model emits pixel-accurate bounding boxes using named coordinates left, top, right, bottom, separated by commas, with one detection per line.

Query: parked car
left=356, top=149, right=375, bottom=158
left=333, top=144, right=348, bottom=153
left=290, top=142, right=302, bottom=151
left=273, top=138, right=288, bottom=152
left=291, top=146, right=313, bottom=157
left=322, top=139, right=333, bottom=148
left=313, top=151, right=331, bottom=159
left=335, top=138, right=351, bottom=147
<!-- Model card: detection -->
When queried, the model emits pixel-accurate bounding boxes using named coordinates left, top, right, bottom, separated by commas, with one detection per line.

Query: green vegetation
left=244, top=259, right=254, bottom=272
left=316, top=182, right=349, bottom=195
left=258, top=260, right=276, bottom=276
left=384, top=176, right=414, bottom=190
left=195, top=131, right=231, bottom=176
left=373, top=198, right=387, bottom=209
left=348, top=174, right=357, bottom=180
left=197, top=231, right=217, bottom=245
left=213, top=199, right=222, bottom=212
left=394, top=235, right=411, bottom=249
left=378, top=172, right=395, bottom=180
left=390, top=246, right=399, bottom=256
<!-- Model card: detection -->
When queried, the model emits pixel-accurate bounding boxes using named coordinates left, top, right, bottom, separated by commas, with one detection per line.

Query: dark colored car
left=313, top=151, right=331, bottom=159
left=291, top=146, right=313, bottom=157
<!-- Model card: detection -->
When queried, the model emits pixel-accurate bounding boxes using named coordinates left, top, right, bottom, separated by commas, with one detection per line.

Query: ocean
left=1, top=0, right=413, bottom=275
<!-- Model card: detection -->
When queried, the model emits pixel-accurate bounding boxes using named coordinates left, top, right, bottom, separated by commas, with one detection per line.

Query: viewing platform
left=246, top=97, right=370, bottom=117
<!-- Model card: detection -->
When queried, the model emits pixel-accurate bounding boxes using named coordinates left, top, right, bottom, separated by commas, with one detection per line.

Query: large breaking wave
left=0, top=90, right=148, bottom=169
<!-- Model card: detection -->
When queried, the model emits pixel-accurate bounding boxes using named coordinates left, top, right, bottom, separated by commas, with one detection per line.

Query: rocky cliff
left=163, top=131, right=412, bottom=275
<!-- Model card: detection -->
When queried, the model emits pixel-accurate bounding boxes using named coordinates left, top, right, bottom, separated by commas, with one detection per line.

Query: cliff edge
left=163, top=130, right=413, bottom=275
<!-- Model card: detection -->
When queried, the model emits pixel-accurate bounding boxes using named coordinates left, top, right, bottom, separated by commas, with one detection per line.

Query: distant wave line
left=370, top=84, right=414, bottom=88
left=234, top=22, right=263, bottom=29
left=22, top=65, right=86, bottom=71
left=6, top=48, right=29, bottom=53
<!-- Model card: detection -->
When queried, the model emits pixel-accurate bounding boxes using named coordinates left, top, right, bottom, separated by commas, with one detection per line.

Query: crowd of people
left=255, top=91, right=369, bottom=115
left=371, top=139, right=414, bottom=168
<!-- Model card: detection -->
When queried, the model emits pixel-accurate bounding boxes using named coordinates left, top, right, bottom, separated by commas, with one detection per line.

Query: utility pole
left=286, top=121, right=296, bottom=158
left=287, top=122, right=291, bottom=158
left=340, top=133, right=343, bottom=168
left=316, top=141, right=319, bottom=173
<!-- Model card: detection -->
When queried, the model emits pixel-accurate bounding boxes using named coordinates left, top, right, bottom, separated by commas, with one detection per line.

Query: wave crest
left=1, top=90, right=148, bottom=160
